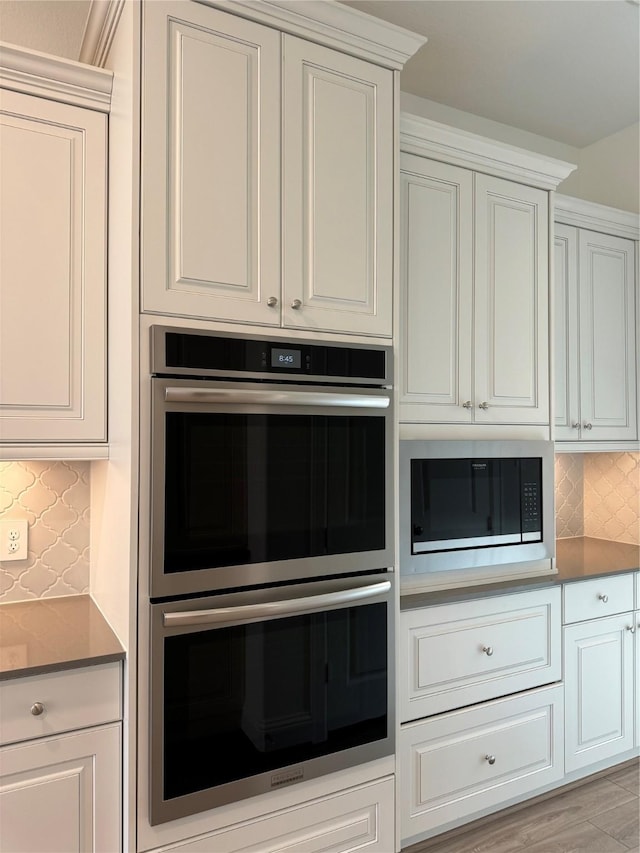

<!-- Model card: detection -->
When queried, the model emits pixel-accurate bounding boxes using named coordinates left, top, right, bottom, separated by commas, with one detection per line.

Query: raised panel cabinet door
left=399, top=155, right=473, bottom=422
left=564, top=614, right=635, bottom=773
left=578, top=229, right=637, bottom=441
left=474, top=175, right=550, bottom=424
left=141, top=1, right=281, bottom=324
left=282, top=35, right=393, bottom=337
left=0, top=90, right=106, bottom=443
left=0, top=723, right=121, bottom=853
left=554, top=224, right=581, bottom=440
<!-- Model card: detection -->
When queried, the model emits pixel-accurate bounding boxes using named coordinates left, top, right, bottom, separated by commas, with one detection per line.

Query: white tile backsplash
left=0, top=461, right=90, bottom=602
left=555, top=452, right=640, bottom=545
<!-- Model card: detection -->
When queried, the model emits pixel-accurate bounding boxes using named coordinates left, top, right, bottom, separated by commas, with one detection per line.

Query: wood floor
left=403, top=760, right=639, bottom=853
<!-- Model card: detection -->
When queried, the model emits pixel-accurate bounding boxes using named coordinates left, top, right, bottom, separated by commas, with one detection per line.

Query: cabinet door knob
left=627, top=625, right=636, bottom=634
left=571, top=422, right=581, bottom=430
left=478, top=402, right=489, bottom=410
left=481, top=645, right=494, bottom=656
left=30, top=702, right=45, bottom=716
left=291, top=299, right=302, bottom=310
left=462, top=401, right=473, bottom=409
left=267, top=296, right=278, bottom=307
left=583, top=422, right=593, bottom=430
left=598, top=594, right=609, bottom=603
left=485, top=754, right=496, bottom=765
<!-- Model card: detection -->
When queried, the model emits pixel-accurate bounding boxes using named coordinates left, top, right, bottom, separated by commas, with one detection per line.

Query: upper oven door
left=151, top=378, right=394, bottom=598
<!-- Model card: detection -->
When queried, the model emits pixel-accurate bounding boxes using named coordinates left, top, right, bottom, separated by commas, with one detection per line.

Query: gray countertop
left=0, top=594, right=124, bottom=681
left=401, top=536, right=638, bottom=610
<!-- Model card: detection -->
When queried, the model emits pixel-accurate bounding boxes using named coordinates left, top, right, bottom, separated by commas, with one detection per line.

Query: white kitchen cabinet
left=0, top=47, right=111, bottom=451
left=564, top=613, right=635, bottom=772
left=142, top=0, right=395, bottom=338
left=142, top=777, right=394, bottom=853
left=554, top=197, right=638, bottom=447
left=562, top=575, right=636, bottom=773
left=0, top=663, right=122, bottom=853
left=400, top=587, right=561, bottom=721
left=399, top=153, right=551, bottom=426
left=400, top=685, right=564, bottom=844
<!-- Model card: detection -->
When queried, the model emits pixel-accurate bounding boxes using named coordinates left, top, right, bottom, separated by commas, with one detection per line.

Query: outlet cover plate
left=0, top=518, right=29, bottom=561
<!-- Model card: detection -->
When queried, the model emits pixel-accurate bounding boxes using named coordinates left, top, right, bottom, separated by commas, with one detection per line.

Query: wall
left=0, top=0, right=90, bottom=60
left=0, top=461, right=90, bottom=602
left=555, top=453, right=640, bottom=545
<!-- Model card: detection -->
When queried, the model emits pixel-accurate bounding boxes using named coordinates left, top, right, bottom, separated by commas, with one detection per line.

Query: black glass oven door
left=150, top=577, right=392, bottom=824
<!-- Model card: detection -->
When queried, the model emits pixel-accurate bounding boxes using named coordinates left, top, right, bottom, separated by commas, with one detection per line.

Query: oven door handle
left=162, top=580, right=391, bottom=628
left=164, top=387, right=390, bottom=409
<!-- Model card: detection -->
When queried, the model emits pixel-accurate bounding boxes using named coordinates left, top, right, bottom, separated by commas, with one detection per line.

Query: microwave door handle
left=164, top=387, right=390, bottom=409
left=163, top=580, right=391, bottom=628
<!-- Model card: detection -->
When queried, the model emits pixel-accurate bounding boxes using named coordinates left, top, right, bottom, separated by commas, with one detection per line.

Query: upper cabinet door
left=0, top=90, right=106, bottom=443
left=399, top=154, right=473, bottom=422
left=282, top=35, right=393, bottom=337
left=141, top=2, right=281, bottom=324
left=474, top=175, right=549, bottom=424
left=554, top=224, right=580, bottom=440
left=578, top=229, right=637, bottom=441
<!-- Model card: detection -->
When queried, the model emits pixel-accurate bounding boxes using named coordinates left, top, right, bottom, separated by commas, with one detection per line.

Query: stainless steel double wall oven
left=149, top=327, right=395, bottom=824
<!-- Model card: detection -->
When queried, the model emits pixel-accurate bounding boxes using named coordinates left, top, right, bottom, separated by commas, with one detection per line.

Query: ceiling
left=0, top=0, right=638, bottom=149
left=343, top=0, right=640, bottom=148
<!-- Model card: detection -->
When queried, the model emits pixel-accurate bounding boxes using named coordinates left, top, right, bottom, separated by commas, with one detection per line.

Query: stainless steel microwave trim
left=413, top=532, right=533, bottom=553
left=163, top=579, right=392, bottom=628
left=151, top=377, right=395, bottom=599
left=150, top=573, right=395, bottom=825
left=399, top=439, right=555, bottom=578
left=164, top=386, right=391, bottom=409
left=151, top=325, right=393, bottom=386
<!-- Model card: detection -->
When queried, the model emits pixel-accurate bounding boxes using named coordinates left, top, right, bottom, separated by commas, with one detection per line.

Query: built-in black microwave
left=400, top=441, right=555, bottom=589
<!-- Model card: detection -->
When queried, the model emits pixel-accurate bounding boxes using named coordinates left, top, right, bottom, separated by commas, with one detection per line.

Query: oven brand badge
left=271, top=767, right=304, bottom=789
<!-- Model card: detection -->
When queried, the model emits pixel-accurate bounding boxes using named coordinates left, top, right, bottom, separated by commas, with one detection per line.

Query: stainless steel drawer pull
left=481, top=646, right=494, bottom=656
left=165, top=387, right=390, bottom=410
left=598, top=594, right=609, bottom=603
left=485, top=754, right=496, bottom=765
left=30, top=702, right=45, bottom=716
left=164, top=580, right=392, bottom=628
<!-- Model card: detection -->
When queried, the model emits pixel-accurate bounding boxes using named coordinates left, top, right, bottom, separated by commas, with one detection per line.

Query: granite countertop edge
left=0, top=594, right=125, bottom=682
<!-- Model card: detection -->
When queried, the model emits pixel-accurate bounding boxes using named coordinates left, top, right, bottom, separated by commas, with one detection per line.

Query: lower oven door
left=150, top=574, right=394, bottom=825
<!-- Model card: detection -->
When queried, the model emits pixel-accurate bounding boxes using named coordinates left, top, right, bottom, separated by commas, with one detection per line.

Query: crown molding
left=0, top=41, right=112, bottom=111
left=80, top=0, right=126, bottom=68
left=400, top=113, right=576, bottom=190
left=197, top=0, right=426, bottom=69
left=554, top=194, right=639, bottom=240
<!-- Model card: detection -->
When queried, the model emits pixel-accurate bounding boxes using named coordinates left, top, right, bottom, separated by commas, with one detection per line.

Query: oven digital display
left=271, top=347, right=301, bottom=369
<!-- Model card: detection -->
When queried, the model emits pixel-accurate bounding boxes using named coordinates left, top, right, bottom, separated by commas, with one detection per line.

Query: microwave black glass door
left=411, top=457, right=542, bottom=552
left=163, top=412, right=385, bottom=573
left=162, top=602, right=387, bottom=801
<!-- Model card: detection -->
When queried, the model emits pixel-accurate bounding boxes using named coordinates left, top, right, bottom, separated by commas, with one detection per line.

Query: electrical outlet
left=0, top=518, right=29, bottom=561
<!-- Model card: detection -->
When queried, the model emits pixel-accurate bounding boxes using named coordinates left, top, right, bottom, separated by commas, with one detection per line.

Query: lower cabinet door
left=564, top=614, right=635, bottom=772
left=0, top=723, right=121, bottom=853
left=145, top=777, right=394, bottom=853
left=399, top=686, right=563, bottom=845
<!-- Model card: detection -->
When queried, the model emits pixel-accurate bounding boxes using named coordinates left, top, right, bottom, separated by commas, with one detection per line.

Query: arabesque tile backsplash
left=0, top=461, right=90, bottom=603
left=555, top=452, right=640, bottom=545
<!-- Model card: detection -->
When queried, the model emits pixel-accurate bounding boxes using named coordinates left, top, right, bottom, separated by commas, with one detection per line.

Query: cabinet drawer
left=563, top=574, right=634, bottom=624
left=400, top=588, right=561, bottom=721
left=0, top=663, right=121, bottom=746
left=399, top=685, right=564, bottom=844
left=145, top=777, right=394, bottom=853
